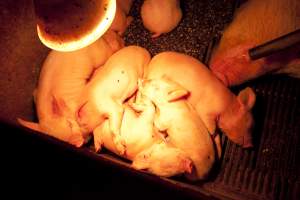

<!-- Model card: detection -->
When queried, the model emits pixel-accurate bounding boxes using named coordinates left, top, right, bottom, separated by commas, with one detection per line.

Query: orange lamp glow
left=34, top=0, right=116, bottom=52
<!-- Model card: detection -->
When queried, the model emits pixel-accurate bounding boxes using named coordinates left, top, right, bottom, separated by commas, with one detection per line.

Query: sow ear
left=237, top=87, right=256, bottom=110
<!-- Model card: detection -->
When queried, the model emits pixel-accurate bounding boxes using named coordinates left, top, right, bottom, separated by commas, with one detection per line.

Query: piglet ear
left=52, top=95, right=69, bottom=116
left=237, top=87, right=256, bottom=110
left=52, top=95, right=63, bottom=116
left=167, top=88, right=189, bottom=102
left=160, top=76, right=189, bottom=102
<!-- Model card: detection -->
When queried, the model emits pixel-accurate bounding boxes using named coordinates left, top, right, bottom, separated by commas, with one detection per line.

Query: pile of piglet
left=23, top=0, right=300, bottom=181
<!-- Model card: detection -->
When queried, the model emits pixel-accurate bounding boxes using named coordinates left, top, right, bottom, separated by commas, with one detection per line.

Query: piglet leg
left=77, top=99, right=126, bottom=154
left=93, top=125, right=104, bottom=152
left=77, top=101, right=104, bottom=133
left=18, top=118, right=42, bottom=132
left=68, top=133, right=85, bottom=148
left=107, top=99, right=126, bottom=155
left=212, top=132, right=222, bottom=159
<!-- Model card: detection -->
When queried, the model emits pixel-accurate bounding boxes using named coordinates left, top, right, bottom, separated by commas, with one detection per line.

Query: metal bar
left=249, top=29, right=300, bottom=60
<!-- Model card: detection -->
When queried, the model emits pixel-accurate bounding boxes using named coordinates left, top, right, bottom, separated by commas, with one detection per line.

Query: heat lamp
left=33, top=0, right=116, bottom=52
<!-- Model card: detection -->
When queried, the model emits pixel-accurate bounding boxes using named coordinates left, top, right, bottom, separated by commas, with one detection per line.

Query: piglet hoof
left=94, top=140, right=102, bottom=153
left=151, top=32, right=161, bottom=38
left=68, top=134, right=85, bottom=147
left=113, top=136, right=126, bottom=155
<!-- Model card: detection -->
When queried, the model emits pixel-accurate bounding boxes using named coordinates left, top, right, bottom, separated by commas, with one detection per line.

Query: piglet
left=76, top=46, right=151, bottom=154
left=137, top=77, right=216, bottom=180
left=141, top=0, right=182, bottom=38
left=94, top=94, right=192, bottom=177
left=209, top=0, right=300, bottom=86
left=145, top=52, right=256, bottom=148
left=18, top=31, right=124, bottom=147
left=93, top=94, right=157, bottom=159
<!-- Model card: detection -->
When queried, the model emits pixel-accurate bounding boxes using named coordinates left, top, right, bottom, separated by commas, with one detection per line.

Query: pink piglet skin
left=138, top=77, right=216, bottom=180
left=141, top=0, right=182, bottom=38
left=18, top=31, right=124, bottom=147
left=76, top=46, right=151, bottom=154
left=145, top=52, right=256, bottom=148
